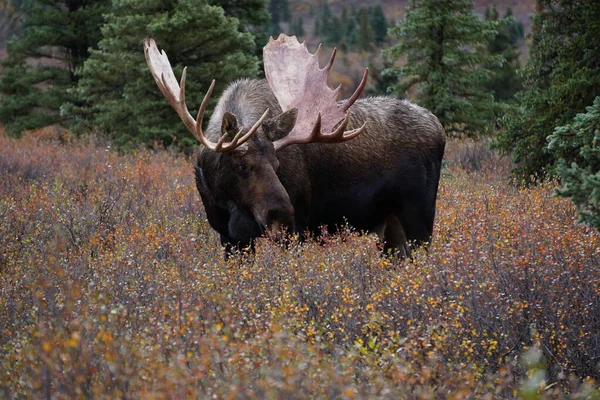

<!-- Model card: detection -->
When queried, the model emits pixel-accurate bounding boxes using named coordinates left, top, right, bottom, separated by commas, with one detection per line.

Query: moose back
left=144, top=34, right=446, bottom=257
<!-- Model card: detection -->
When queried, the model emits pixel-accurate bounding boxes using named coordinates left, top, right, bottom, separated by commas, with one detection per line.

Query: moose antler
left=143, top=38, right=268, bottom=152
left=263, top=34, right=368, bottom=151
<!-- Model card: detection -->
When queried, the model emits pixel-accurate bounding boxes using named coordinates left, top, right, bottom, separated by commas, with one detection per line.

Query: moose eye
left=237, top=163, right=249, bottom=175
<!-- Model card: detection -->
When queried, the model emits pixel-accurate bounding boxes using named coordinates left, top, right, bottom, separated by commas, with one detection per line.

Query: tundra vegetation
left=1, top=0, right=600, bottom=397
left=1, top=132, right=599, bottom=397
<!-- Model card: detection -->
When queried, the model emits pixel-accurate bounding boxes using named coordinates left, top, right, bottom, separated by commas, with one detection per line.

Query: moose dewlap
left=144, top=34, right=446, bottom=257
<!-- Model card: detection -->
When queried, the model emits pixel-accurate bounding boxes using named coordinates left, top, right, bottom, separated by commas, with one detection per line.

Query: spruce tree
left=484, top=5, right=523, bottom=103
left=315, top=3, right=333, bottom=40
left=494, top=0, right=600, bottom=182
left=292, top=16, right=304, bottom=37
left=265, top=0, right=290, bottom=36
left=369, top=4, right=388, bottom=45
left=356, top=9, right=375, bottom=52
left=280, top=0, right=290, bottom=23
left=66, top=0, right=262, bottom=149
left=313, top=17, right=321, bottom=37
left=341, top=5, right=357, bottom=46
left=213, top=0, right=269, bottom=66
left=325, top=15, right=342, bottom=46
left=367, top=59, right=399, bottom=97
left=267, top=0, right=281, bottom=36
left=547, top=97, right=600, bottom=229
left=0, top=0, right=108, bottom=136
left=209, top=0, right=268, bottom=28
left=383, top=0, right=502, bottom=137
left=295, top=17, right=305, bottom=37
left=505, top=7, right=524, bottom=44
left=0, top=0, right=22, bottom=43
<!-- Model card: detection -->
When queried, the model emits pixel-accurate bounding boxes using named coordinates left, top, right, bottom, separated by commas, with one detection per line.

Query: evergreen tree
left=265, top=0, right=289, bottom=36
left=356, top=8, right=375, bottom=52
left=66, top=0, right=261, bottom=149
left=296, top=17, right=304, bottom=37
left=505, top=7, right=524, bottom=44
left=280, top=0, right=290, bottom=23
left=341, top=5, right=357, bottom=46
left=383, top=0, right=502, bottom=137
left=290, top=16, right=304, bottom=37
left=209, top=0, right=268, bottom=28
left=315, top=3, right=334, bottom=40
left=325, top=15, right=342, bottom=46
left=0, top=0, right=109, bottom=136
left=213, top=0, right=269, bottom=67
left=547, top=97, right=600, bottom=229
left=369, top=3, right=388, bottom=45
left=0, top=0, right=22, bottom=43
left=484, top=5, right=523, bottom=103
left=313, top=17, right=321, bottom=37
left=494, top=0, right=600, bottom=182
left=267, top=0, right=282, bottom=36
left=367, top=59, right=399, bottom=97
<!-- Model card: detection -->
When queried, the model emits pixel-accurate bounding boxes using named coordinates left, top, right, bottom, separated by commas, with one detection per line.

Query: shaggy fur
left=195, top=79, right=446, bottom=256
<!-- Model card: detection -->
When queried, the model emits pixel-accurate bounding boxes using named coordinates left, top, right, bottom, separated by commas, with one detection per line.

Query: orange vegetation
left=0, top=134, right=598, bottom=398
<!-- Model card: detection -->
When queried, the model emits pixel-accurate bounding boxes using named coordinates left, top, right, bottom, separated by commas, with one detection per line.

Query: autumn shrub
left=1, top=134, right=599, bottom=398
left=444, top=137, right=511, bottom=175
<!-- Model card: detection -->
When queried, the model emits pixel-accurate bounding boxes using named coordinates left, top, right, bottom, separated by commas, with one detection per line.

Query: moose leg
left=220, top=235, right=254, bottom=260
left=398, top=203, right=434, bottom=249
left=374, top=215, right=410, bottom=258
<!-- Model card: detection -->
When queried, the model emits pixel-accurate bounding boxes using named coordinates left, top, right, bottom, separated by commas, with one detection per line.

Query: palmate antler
left=263, top=34, right=368, bottom=151
left=143, top=38, right=268, bottom=152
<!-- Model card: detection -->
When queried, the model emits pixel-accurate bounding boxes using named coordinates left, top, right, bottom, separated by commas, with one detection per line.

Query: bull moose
left=144, top=34, right=445, bottom=257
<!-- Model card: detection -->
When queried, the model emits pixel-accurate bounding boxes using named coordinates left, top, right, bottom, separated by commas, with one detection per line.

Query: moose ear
left=220, top=112, right=239, bottom=140
left=264, top=108, right=298, bottom=142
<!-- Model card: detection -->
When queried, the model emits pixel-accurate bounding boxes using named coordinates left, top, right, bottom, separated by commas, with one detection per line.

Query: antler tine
left=264, top=35, right=369, bottom=151
left=315, top=43, right=323, bottom=56
left=324, top=48, right=337, bottom=71
left=145, top=38, right=267, bottom=153
left=144, top=39, right=196, bottom=135
left=331, top=115, right=367, bottom=141
left=194, top=79, right=220, bottom=150
left=307, top=113, right=323, bottom=142
left=314, top=113, right=367, bottom=143
left=174, top=67, right=198, bottom=136
left=214, top=108, right=270, bottom=152
left=342, top=67, right=369, bottom=112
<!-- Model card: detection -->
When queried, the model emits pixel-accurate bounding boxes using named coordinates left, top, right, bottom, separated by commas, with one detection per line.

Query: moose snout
left=266, top=204, right=295, bottom=229
left=253, top=197, right=295, bottom=232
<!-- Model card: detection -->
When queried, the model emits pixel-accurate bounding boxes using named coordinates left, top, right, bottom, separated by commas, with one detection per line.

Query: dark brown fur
left=195, top=79, right=445, bottom=256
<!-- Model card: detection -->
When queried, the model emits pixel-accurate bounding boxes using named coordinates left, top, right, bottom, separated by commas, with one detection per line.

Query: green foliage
left=356, top=9, right=375, bottom=52
left=290, top=16, right=304, bottom=37
left=211, top=0, right=268, bottom=28
left=0, top=0, right=22, bottom=42
left=0, top=0, right=109, bottom=136
left=368, top=3, right=388, bottom=45
left=548, top=97, right=600, bottom=230
left=383, top=0, right=503, bottom=137
left=266, top=0, right=290, bottom=36
left=505, top=7, right=524, bottom=44
left=366, top=58, right=400, bottom=97
left=484, top=5, right=523, bottom=103
left=314, top=3, right=386, bottom=50
left=494, top=0, right=600, bottom=182
left=65, top=0, right=262, bottom=150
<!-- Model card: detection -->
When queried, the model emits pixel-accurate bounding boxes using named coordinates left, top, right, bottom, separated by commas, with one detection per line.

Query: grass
left=1, top=133, right=599, bottom=398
